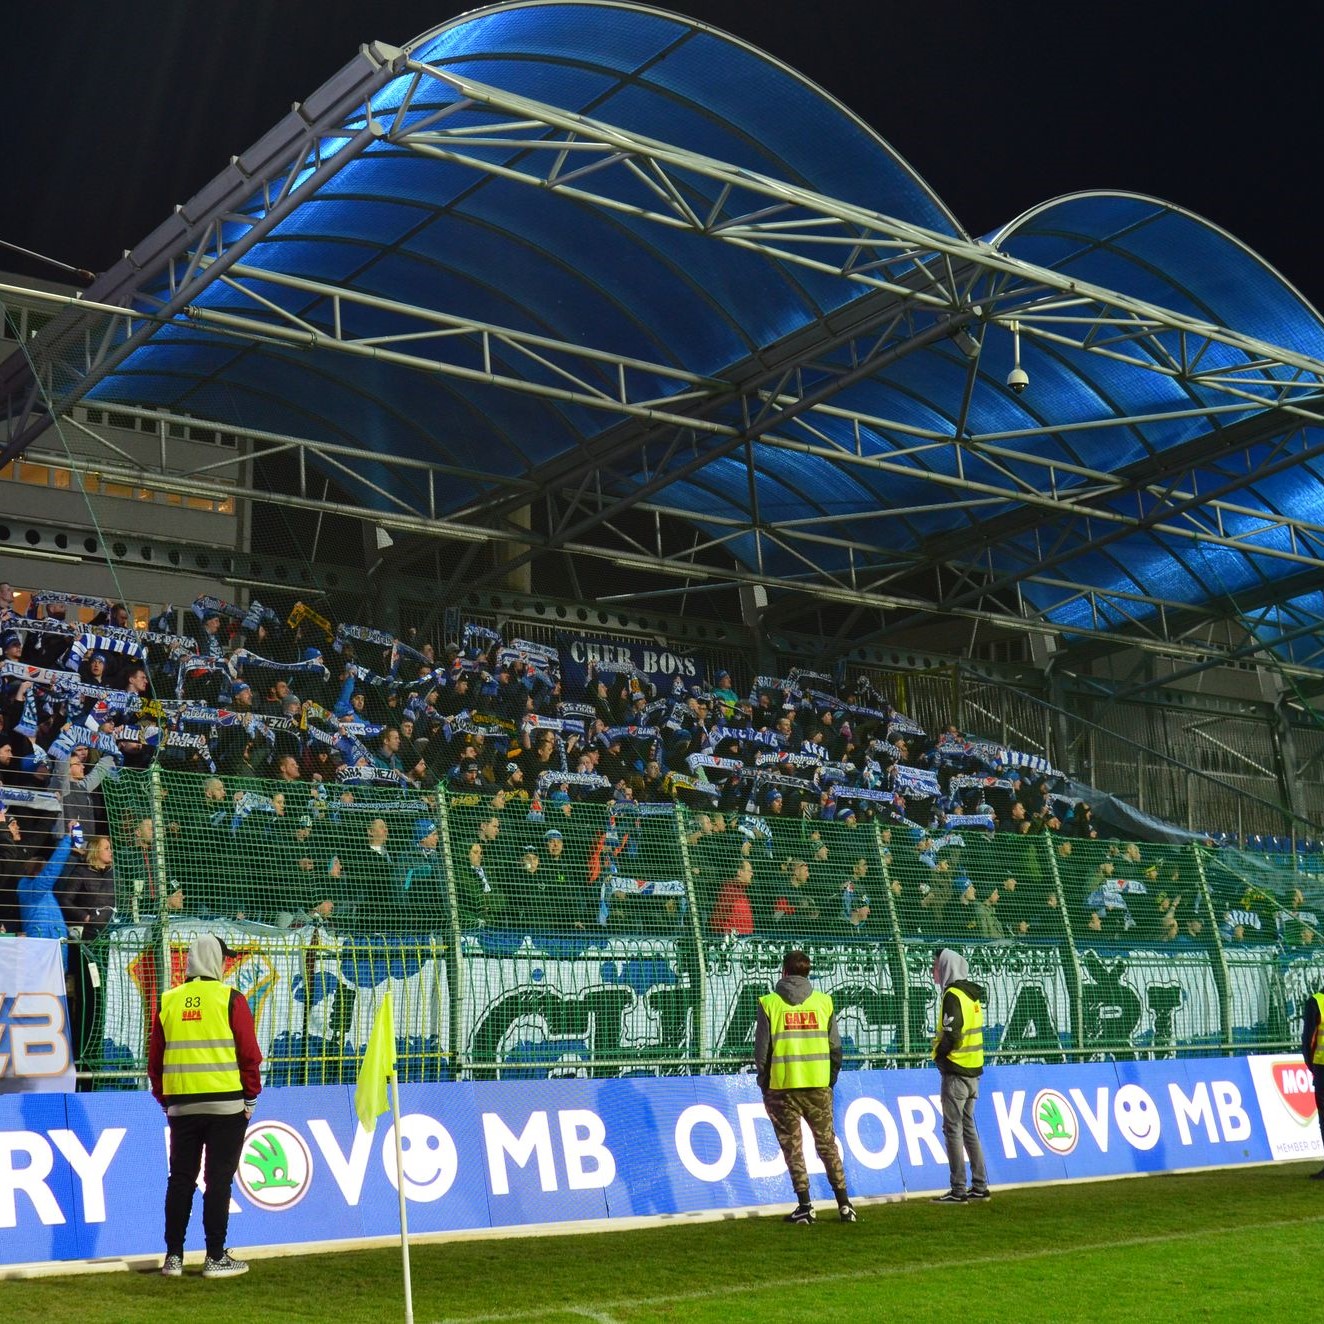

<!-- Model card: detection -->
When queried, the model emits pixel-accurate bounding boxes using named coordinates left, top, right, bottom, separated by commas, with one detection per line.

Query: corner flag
left=355, top=991, right=396, bottom=1132
left=353, top=990, right=414, bottom=1322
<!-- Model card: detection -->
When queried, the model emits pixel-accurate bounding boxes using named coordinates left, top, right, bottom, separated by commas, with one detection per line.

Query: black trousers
left=1314, top=1066, right=1324, bottom=1152
left=164, top=1110, right=247, bottom=1259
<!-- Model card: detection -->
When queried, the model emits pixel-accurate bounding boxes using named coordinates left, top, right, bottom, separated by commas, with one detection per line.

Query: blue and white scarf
left=337, top=765, right=411, bottom=787
left=537, top=770, right=610, bottom=792
left=887, top=714, right=926, bottom=739
left=68, top=631, right=147, bottom=667
left=232, top=649, right=329, bottom=679
left=33, top=591, right=108, bottom=614
left=892, top=765, right=940, bottom=798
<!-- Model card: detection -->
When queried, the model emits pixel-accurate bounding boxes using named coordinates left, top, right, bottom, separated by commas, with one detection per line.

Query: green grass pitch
left=9, top=1163, right=1323, bottom=1323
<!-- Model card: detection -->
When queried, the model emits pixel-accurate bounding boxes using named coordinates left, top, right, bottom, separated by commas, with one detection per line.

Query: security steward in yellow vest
left=931, top=947, right=990, bottom=1204
left=148, top=934, right=263, bottom=1278
left=754, top=949, right=856, bottom=1224
left=1300, top=989, right=1324, bottom=1175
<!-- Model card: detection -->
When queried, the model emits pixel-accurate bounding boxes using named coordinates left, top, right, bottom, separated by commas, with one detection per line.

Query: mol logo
left=1270, top=1061, right=1318, bottom=1125
left=1032, top=1088, right=1078, bottom=1155
left=237, top=1120, right=313, bottom=1210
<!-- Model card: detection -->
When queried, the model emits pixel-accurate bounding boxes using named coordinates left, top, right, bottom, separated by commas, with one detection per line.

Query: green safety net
left=58, top=768, right=1324, bottom=1086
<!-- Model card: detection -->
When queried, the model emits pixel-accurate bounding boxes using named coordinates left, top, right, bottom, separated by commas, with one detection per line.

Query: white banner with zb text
left=0, top=938, right=75, bottom=1094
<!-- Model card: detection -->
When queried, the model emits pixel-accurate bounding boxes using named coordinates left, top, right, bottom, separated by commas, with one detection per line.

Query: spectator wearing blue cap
left=711, top=671, right=738, bottom=720
left=296, top=645, right=332, bottom=709
left=414, top=819, right=439, bottom=849
left=78, top=649, right=110, bottom=687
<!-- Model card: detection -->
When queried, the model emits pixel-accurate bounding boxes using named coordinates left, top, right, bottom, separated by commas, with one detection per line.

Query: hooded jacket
left=933, top=948, right=987, bottom=1078
left=753, top=973, right=843, bottom=1091
left=147, top=934, right=264, bottom=1114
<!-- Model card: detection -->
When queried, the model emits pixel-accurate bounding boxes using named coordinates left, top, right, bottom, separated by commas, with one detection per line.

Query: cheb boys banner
left=0, top=938, right=75, bottom=1094
left=557, top=632, right=705, bottom=694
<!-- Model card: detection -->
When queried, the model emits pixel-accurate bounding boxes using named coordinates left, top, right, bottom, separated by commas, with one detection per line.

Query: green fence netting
left=58, top=768, right=1324, bottom=1086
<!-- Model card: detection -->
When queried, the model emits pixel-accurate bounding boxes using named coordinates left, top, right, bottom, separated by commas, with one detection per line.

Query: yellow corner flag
left=355, top=991, right=397, bottom=1132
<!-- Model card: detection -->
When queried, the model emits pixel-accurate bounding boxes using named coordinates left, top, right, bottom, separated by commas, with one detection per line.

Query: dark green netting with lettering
left=54, top=769, right=1324, bottom=1086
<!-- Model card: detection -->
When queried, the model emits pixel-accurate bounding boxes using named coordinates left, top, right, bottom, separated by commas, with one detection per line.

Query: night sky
left=5, top=1, right=1322, bottom=309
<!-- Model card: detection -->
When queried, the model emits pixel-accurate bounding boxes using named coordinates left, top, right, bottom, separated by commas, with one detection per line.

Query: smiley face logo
left=1113, top=1084, right=1161, bottom=1150
left=382, top=1113, right=458, bottom=1202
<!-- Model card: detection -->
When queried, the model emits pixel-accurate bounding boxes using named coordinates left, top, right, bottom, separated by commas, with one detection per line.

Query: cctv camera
left=1006, top=366, right=1029, bottom=394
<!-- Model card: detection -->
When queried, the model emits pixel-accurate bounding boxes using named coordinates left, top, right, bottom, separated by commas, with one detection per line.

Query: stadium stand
left=5, top=0, right=1324, bottom=1100
left=4, top=580, right=1323, bottom=1088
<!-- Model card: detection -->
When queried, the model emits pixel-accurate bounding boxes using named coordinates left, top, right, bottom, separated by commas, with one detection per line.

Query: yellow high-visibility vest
left=761, top=990, right=834, bottom=1089
left=1312, top=993, right=1324, bottom=1066
left=159, top=979, right=241, bottom=1101
left=937, top=986, right=984, bottom=1071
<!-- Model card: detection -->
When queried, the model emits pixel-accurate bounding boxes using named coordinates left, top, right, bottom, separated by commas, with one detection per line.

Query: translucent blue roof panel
left=44, top=3, right=1324, bottom=651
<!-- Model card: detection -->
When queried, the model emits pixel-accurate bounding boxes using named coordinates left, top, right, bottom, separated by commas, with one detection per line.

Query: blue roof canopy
left=11, top=1, right=1324, bottom=668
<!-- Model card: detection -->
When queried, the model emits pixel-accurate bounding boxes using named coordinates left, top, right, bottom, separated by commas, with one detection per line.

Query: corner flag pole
left=389, top=1067, right=415, bottom=1324
left=355, top=992, right=413, bottom=1324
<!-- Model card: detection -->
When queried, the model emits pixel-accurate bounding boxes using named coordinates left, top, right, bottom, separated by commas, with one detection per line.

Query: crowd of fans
left=0, top=580, right=1320, bottom=953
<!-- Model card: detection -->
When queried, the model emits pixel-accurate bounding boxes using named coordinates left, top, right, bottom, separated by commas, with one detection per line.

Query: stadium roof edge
left=7, top=2, right=1324, bottom=672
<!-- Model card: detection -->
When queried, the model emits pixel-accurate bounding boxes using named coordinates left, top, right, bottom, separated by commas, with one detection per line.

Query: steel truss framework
left=7, top=33, right=1324, bottom=673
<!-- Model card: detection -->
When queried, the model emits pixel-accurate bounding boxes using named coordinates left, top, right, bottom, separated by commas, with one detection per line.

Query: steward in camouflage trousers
left=754, top=949, right=856, bottom=1224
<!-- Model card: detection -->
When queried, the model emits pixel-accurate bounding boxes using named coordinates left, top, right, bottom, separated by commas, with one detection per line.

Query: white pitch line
left=430, top=1212, right=1324, bottom=1324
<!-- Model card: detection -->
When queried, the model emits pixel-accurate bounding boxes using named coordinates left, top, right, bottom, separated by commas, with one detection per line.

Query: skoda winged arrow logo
left=1032, top=1088, right=1079, bottom=1155
left=237, top=1120, right=313, bottom=1210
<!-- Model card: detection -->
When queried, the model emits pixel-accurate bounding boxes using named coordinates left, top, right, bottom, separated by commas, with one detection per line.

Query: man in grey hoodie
left=149, top=933, right=263, bottom=1278
left=754, top=949, right=856, bottom=1224
left=931, top=947, right=991, bottom=1203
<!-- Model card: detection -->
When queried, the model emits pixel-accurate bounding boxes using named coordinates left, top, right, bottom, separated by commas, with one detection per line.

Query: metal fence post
left=1042, top=832, right=1084, bottom=1056
left=873, top=820, right=909, bottom=1058
left=148, top=762, right=171, bottom=994
left=674, top=803, right=707, bottom=1069
left=436, top=785, right=465, bottom=1079
left=1192, top=844, right=1233, bottom=1050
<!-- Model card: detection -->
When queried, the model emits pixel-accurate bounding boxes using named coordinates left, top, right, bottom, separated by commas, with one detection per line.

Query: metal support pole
left=873, top=820, right=910, bottom=1059
left=1042, top=832, right=1084, bottom=1056
left=1192, top=844, right=1233, bottom=1051
left=149, top=762, right=172, bottom=995
left=1273, top=695, right=1305, bottom=850
left=436, top=786, right=465, bottom=1080
left=673, top=803, right=707, bottom=1069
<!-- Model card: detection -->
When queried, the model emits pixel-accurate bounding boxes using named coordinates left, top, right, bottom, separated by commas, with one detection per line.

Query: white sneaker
left=202, top=1251, right=249, bottom=1279
left=160, top=1254, right=184, bottom=1278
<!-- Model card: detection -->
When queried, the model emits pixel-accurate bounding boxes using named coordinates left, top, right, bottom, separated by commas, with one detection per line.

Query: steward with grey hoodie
left=932, top=947, right=986, bottom=1079
left=148, top=934, right=262, bottom=1269
left=931, top=947, right=990, bottom=1201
